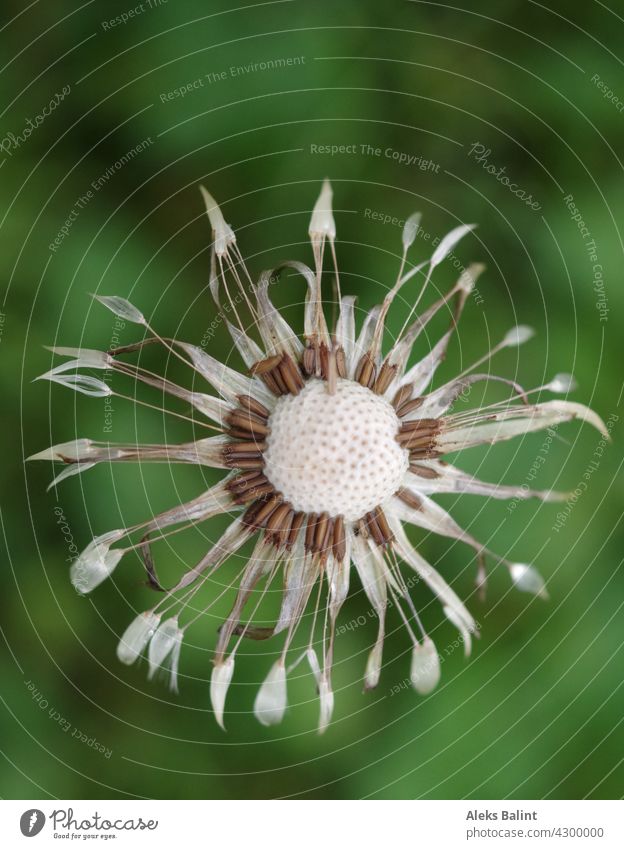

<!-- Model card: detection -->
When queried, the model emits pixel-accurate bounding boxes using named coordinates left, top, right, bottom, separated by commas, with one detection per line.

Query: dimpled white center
left=263, top=378, right=408, bottom=522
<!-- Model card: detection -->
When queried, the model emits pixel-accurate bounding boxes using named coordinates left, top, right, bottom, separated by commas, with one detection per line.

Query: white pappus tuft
left=70, top=530, right=125, bottom=594
left=509, top=563, right=549, bottom=600
left=117, top=611, right=161, bottom=665
left=410, top=638, right=441, bottom=695
left=254, top=661, right=288, bottom=727
left=147, top=617, right=184, bottom=692
left=210, top=657, right=236, bottom=730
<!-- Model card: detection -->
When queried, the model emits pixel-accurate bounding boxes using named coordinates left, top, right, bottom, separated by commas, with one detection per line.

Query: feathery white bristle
left=430, top=223, right=476, bottom=268
left=210, top=657, right=235, bottom=730
left=147, top=618, right=183, bottom=686
left=254, top=661, right=287, bottom=726
left=547, top=373, right=577, bottom=393
left=70, top=530, right=125, bottom=594
left=200, top=186, right=236, bottom=256
left=402, top=212, right=422, bottom=251
left=509, top=563, right=549, bottom=599
left=117, top=611, right=161, bottom=665
left=410, top=638, right=441, bottom=695
left=93, top=294, right=145, bottom=324
left=502, top=325, right=535, bottom=347
left=309, top=178, right=336, bottom=239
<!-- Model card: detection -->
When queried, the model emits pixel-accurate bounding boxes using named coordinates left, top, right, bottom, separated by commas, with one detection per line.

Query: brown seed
left=224, top=441, right=267, bottom=454
left=398, top=433, right=434, bottom=448
left=397, top=432, right=436, bottom=450
left=373, top=507, right=394, bottom=545
left=397, top=488, right=423, bottom=511
left=251, top=494, right=283, bottom=528
left=314, top=512, right=330, bottom=555
left=332, top=515, right=346, bottom=561
left=355, top=353, right=376, bottom=388
left=279, top=505, right=297, bottom=548
left=409, top=463, right=440, bottom=480
left=224, top=456, right=265, bottom=470
left=303, top=345, right=316, bottom=375
left=237, top=394, right=269, bottom=420
left=265, top=503, right=293, bottom=546
left=392, top=384, right=413, bottom=410
left=227, top=471, right=266, bottom=491
left=233, top=482, right=275, bottom=505
left=322, top=516, right=335, bottom=557
left=318, top=343, right=330, bottom=380
left=229, top=468, right=266, bottom=485
left=396, top=397, right=425, bottom=417
left=399, top=418, right=440, bottom=433
left=229, top=447, right=264, bottom=457
left=286, top=512, right=305, bottom=549
left=234, top=406, right=270, bottom=425
left=270, top=365, right=289, bottom=396
left=406, top=446, right=438, bottom=461
left=304, top=513, right=319, bottom=552
left=397, top=423, right=440, bottom=449
left=226, top=411, right=270, bottom=437
left=276, top=507, right=296, bottom=549
left=242, top=500, right=266, bottom=526
left=279, top=354, right=305, bottom=395
left=373, top=361, right=397, bottom=395
left=226, top=427, right=259, bottom=440
left=365, top=510, right=385, bottom=547
left=250, top=354, right=283, bottom=375
left=260, top=370, right=283, bottom=396
left=335, top=347, right=347, bottom=378
left=415, top=448, right=443, bottom=460
left=397, top=428, right=428, bottom=443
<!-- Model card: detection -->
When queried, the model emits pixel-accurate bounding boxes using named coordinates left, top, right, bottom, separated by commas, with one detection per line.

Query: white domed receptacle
left=263, top=378, right=409, bottom=522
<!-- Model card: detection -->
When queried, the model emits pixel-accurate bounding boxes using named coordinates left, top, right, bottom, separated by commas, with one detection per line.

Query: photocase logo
left=20, top=809, right=46, bottom=837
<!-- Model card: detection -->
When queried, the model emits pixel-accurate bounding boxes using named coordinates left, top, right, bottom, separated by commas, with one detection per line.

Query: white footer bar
left=1, top=799, right=622, bottom=847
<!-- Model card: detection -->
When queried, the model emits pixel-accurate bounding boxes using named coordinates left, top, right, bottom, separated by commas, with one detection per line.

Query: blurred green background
left=1, top=0, right=623, bottom=800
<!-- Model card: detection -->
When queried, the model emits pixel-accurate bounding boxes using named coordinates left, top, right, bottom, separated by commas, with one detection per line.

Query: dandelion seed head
left=29, top=180, right=608, bottom=731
